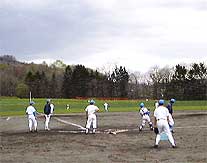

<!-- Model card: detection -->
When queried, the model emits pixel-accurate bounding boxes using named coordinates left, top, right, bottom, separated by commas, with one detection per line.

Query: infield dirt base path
left=1, top=111, right=207, bottom=163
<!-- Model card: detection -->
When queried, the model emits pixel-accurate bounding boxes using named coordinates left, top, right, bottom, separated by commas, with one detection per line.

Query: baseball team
left=26, top=98, right=176, bottom=148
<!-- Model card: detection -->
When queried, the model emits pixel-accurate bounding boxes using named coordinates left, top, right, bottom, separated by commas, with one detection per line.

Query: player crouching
left=138, top=102, right=153, bottom=131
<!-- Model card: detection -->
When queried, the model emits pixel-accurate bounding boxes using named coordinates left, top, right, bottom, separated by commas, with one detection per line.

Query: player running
left=26, top=101, right=38, bottom=132
left=153, top=99, right=176, bottom=148
left=138, top=102, right=153, bottom=131
left=85, top=99, right=99, bottom=134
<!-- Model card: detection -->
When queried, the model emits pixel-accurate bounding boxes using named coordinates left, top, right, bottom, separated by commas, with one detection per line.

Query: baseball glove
left=154, top=127, right=159, bottom=134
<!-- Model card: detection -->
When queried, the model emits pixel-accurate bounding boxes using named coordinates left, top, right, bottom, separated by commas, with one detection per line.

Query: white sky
left=0, top=0, right=207, bottom=72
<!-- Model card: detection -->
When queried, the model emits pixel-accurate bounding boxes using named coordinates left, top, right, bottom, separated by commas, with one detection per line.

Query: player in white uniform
left=26, top=101, right=38, bottom=132
left=85, top=100, right=99, bottom=134
left=50, top=101, right=55, bottom=115
left=155, top=100, right=159, bottom=109
left=153, top=99, right=176, bottom=148
left=138, top=103, right=153, bottom=131
left=103, top=102, right=109, bottom=112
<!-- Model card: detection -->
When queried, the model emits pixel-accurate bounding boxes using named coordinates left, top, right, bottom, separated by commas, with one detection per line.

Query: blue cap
left=170, top=98, right=176, bottom=103
left=158, top=99, right=164, bottom=105
left=139, top=102, right=144, bottom=108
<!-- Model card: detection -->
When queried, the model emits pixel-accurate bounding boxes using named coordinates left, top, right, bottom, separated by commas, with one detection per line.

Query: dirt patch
left=1, top=111, right=207, bottom=163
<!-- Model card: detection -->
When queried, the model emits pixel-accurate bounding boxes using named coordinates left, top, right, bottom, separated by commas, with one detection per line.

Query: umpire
left=44, top=99, right=51, bottom=130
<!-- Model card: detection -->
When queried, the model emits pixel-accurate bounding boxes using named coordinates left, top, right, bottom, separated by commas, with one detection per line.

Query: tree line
left=0, top=55, right=206, bottom=100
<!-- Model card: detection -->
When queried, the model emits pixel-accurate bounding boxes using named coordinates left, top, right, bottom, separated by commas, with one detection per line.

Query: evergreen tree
left=25, top=71, right=35, bottom=94
left=110, top=66, right=129, bottom=97
left=71, top=65, right=90, bottom=97
left=170, top=64, right=187, bottom=100
left=186, top=63, right=207, bottom=100
left=49, top=73, right=58, bottom=98
left=62, top=65, right=73, bottom=98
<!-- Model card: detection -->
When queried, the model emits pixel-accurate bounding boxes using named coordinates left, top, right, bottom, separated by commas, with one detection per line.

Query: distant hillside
left=0, top=55, right=22, bottom=64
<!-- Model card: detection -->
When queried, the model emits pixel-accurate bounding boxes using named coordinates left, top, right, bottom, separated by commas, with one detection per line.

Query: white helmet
left=46, top=99, right=51, bottom=103
left=89, top=99, right=95, bottom=105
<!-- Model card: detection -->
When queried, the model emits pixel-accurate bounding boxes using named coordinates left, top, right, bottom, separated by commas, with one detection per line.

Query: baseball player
left=66, top=104, right=70, bottom=110
left=103, top=102, right=109, bottom=112
left=138, top=102, right=153, bottom=131
left=50, top=101, right=55, bottom=115
left=85, top=99, right=99, bottom=134
left=153, top=99, right=176, bottom=148
left=155, top=100, right=159, bottom=109
left=44, top=99, right=51, bottom=130
left=26, top=101, right=38, bottom=132
left=166, top=98, right=176, bottom=132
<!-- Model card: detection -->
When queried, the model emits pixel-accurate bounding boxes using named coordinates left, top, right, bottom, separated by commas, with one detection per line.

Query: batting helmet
left=139, top=102, right=144, bottom=108
left=29, top=101, right=35, bottom=105
left=89, top=99, right=95, bottom=105
left=158, top=99, right=164, bottom=105
left=46, top=99, right=51, bottom=103
left=170, top=98, right=176, bottom=103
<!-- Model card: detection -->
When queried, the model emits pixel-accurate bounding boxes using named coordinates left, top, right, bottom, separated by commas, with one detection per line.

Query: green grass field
left=0, top=97, right=206, bottom=116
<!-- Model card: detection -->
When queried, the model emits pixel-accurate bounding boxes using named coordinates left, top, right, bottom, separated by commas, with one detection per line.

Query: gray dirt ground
left=0, top=111, right=207, bottom=163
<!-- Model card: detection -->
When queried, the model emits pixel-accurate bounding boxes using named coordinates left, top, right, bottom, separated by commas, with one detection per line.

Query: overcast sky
left=0, top=0, right=207, bottom=72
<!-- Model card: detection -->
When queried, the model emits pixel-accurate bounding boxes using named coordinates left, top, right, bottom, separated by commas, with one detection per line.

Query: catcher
left=138, top=102, right=153, bottom=131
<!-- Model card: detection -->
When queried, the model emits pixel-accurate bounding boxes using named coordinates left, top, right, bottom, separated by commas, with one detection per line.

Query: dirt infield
left=1, top=111, right=207, bottom=163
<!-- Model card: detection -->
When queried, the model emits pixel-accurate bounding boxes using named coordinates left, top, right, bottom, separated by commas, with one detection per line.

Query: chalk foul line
left=54, top=117, right=86, bottom=130
left=53, top=117, right=207, bottom=134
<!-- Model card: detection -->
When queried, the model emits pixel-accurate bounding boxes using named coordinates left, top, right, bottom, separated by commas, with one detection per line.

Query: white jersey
left=50, top=103, right=55, bottom=114
left=104, top=103, right=109, bottom=111
left=104, top=103, right=108, bottom=108
left=155, top=102, right=159, bottom=109
left=85, top=105, right=99, bottom=115
left=154, top=106, right=170, bottom=120
left=26, top=106, right=36, bottom=115
left=140, top=107, right=150, bottom=116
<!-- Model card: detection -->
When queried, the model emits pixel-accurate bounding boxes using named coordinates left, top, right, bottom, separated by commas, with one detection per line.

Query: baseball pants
left=168, top=114, right=174, bottom=131
left=45, top=114, right=51, bottom=130
left=28, top=115, right=37, bottom=131
left=86, top=114, right=97, bottom=129
left=141, top=115, right=152, bottom=126
left=155, top=119, right=175, bottom=146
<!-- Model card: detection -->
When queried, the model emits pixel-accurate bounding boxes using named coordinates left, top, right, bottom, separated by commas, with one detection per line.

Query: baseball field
left=0, top=98, right=207, bottom=163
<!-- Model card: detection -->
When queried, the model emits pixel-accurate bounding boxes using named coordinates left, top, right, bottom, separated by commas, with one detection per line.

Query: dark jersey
left=44, top=103, right=51, bottom=115
left=166, top=103, right=173, bottom=115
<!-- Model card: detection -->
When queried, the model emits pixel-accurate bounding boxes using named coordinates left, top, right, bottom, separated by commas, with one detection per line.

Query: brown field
left=1, top=111, right=207, bottom=163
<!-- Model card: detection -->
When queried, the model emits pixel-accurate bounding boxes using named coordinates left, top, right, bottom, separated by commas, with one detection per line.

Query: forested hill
left=0, top=55, right=206, bottom=100
left=0, top=55, right=63, bottom=98
left=0, top=55, right=129, bottom=99
left=0, top=55, right=22, bottom=64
